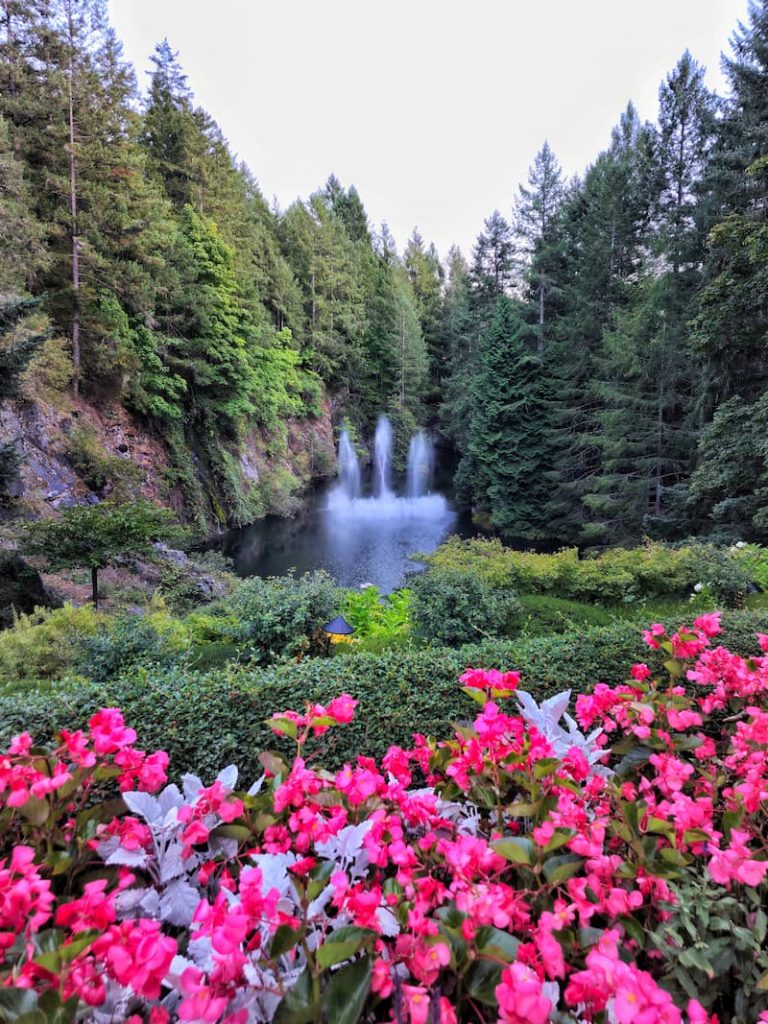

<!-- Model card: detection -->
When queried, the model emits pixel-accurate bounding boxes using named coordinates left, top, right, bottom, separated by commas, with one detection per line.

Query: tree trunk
left=66, top=7, right=81, bottom=396
left=91, top=566, right=98, bottom=609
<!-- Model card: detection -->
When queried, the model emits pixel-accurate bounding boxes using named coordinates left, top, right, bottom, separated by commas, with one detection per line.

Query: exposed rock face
left=0, top=551, right=59, bottom=628
left=0, top=393, right=335, bottom=527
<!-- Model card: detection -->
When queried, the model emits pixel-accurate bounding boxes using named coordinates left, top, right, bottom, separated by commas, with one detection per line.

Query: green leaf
left=323, top=955, right=372, bottom=1024
left=756, top=969, right=768, bottom=991
left=273, top=967, right=319, bottom=1024
left=533, top=757, right=560, bottom=779
left=271, top=924, right=302, bottom=959
left=466, top=958, right=503, bottom=1004
left=492, top=837, right=534, bottom=865
left=316, top=927, right=375, bottom=969
left=59, top=932, right=100, bottom=963
left=266, top=717, right=298, bottom=739
left=475, top=926, right=519, bottom=962
left=213, top=824, right=251, bottom=841
left=543, top=828, right=575, bottom=853
left=0, top=989, right=40, bottom=1022
left=18, top=796, right=48, bottom=827
left=461, top=686, right=489, bottom=706
left=542, top=853, right=583, bottom=885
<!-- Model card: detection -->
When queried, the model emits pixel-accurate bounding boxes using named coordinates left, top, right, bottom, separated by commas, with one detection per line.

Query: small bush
left=410, top=567, right=521, bottom=646
left=423, top=537, right=755, bottom=606
left=0, top=603, right=100, bottom=685
left=205, top=570, right=343, bottom=664
left=71, top=605, right=191, bottom=682
left=516, top=593, right=615, bottom=635
left=341, top=585, right=412, bottom=643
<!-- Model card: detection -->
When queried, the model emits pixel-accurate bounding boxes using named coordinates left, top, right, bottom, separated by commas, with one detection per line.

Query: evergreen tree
left=546, top=104, right=658, bottom=543
left=404, top=230, right=444, bottom=393
left=440, top=247, right=475, bottom=451
left=0, top=117, right=48, bottom=289
left=0, top=296, right=49, bottom=493
left=688, top=393, right=768, bottom=542
left=514, top=141, right=566, bottom=352
left=470, top=210, right=515, bottom=317
left=458, top=296, right=550, bottom=539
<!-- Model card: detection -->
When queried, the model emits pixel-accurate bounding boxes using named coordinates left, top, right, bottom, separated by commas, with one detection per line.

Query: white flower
left=693, top=582, right=703, bottom=593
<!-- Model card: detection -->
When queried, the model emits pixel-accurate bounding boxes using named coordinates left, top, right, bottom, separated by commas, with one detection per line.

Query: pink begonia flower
left=693, top=611, right=721, bottom=638
left=326, top=693, right=359, bottom=723
left=88, top=708, right=137, bottom=754
left=496, top=962, right=552, bottom=1024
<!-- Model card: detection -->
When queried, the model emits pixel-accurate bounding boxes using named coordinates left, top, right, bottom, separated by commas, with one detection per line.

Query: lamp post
left=321, top=615, right=355, bottom=638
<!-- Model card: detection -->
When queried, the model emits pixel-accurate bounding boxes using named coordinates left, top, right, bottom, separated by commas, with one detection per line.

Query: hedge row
left=2, top=609, right=767, bottom=779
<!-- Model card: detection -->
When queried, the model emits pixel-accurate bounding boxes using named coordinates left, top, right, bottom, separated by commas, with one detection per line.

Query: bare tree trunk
left=66, top=7, right=81, bottom=395
left=91, top=566, right=98, bottom=609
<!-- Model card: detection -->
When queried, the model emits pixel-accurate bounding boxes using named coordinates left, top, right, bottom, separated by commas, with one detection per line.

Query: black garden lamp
left=321, top=615, right=355, bottom=637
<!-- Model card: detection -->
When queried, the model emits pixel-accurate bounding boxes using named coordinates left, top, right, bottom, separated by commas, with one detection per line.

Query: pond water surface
left=213, top=482, right=477, bottom=593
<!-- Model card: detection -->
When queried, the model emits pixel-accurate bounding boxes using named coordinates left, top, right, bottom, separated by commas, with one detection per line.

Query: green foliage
left=24, top=500, right=180, bottom=575
left=423, top=537, right=754, bottom=606
left=71, top=605, right=191, bottom=682
left=459, top=296, right=551, bottom=539
left=0, top=604, right=100, bottom=686
left=23, top=500, right=182, bottom=607
left=205, top=571, right=343, bottom=665
left=516, top=594, right=616, bottom=636
left=63, top=423, right=141, bottom=497
left=340, top=585, right=412, bottom=648
left=2, top=609, right=767, bottom=779
left=409, top=567, right=521, bottom=646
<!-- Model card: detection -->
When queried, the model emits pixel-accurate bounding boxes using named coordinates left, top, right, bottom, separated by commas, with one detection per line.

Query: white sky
left=108, top=0, right=751, bottom=260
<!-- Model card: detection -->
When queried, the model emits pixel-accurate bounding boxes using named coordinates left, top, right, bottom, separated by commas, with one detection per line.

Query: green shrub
left=341, top=585, right=412, bottom=643
left=409, top=567, right=521, bottom=646
left=0, top=603, right=100, bottom=684
left=423, top=537, right=755, bottom=606
left=5, top=608, right=765, bottom=778
left=205, top=570, right=343, bottom=664
left=71, top=606, right=192, bottom=681
left=516, top=594, right=615, bottom=635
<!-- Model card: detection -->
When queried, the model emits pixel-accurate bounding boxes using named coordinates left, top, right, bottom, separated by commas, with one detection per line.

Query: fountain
left=373, top=415, right=393, bottom=498
left=217, top=414, right=466, bottom=594
left=406, top=430, right=433, bottom=499
left=336, top=428, right=361, bottom=500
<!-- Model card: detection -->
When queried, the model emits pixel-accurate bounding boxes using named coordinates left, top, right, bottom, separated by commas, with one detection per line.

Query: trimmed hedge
left=2, top=610, right=767, bottom=779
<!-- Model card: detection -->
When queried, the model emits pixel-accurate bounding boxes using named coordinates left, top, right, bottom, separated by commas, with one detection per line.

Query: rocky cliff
left=0, top=391, right=336, bottom=530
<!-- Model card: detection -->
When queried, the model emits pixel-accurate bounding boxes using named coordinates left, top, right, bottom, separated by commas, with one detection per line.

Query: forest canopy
left=2, top=1, right=768, bottom=544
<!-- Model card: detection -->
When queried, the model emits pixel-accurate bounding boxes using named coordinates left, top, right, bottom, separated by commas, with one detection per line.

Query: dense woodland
left=1, top=0, right=768, bottom=545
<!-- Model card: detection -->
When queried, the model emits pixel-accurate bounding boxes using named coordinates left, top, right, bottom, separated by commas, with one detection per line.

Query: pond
left=212, top=483, right=477, bottom=593
left=212, top=418, right=478, bottom=592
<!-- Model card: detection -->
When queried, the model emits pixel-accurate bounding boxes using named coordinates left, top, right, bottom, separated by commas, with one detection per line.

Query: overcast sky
left=108, top=0, right=751, bottom=260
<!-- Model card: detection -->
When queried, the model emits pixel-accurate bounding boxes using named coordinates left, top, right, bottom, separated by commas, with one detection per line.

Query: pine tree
left=546, top=104, right=658, bottom=543
left=585, top=56, right=714, bottom=541
left=403, top=230, right=444, bottom=392
left=458, top=296, right=550, bottom=539
left=0, top=296, right=48, bottom=493
left=440, top=247, right=475, bottom=451
left=470, top=210, right=515, bottom=318
left=0, top=116, right=48, bottom=290
left=514, top=141, right=566, bottom=352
